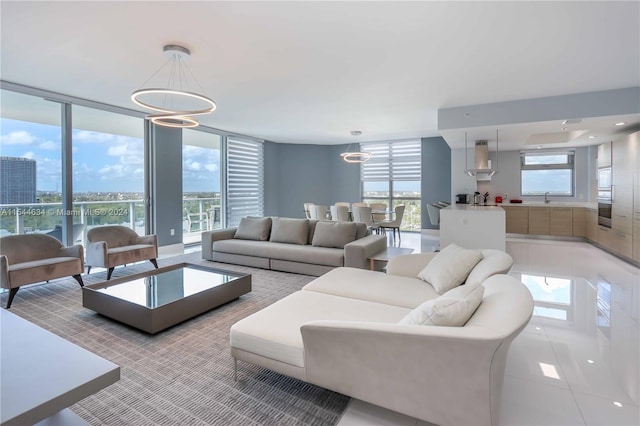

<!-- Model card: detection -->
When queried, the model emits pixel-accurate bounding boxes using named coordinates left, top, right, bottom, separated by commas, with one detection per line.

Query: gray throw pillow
left=270, top=218, right=309, bottom=245
left=311, top=221, right=358, bottom=249
left=234, top=217, right=272, bottom=241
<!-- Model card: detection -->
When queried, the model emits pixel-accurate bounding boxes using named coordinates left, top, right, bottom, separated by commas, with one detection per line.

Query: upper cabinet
left=597, top=141, right=612, bottom=168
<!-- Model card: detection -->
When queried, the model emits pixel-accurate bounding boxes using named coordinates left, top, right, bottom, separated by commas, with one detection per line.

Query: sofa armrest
left=201, top=228, right=237, bottom=260
left=59, top=244, right=85, bottom=268
left=86, top=241, right=108, bottom=267
left=343, top=235, right=387, bottom=269
left=136, top=234, right=157, bottom=246
left=301, top=320, right=502, bottom=425
left=0, top=255, right=9, bottom=289
left=136, top=234, right=158, bottom=258
left=386, top=252, right=438, bottom=277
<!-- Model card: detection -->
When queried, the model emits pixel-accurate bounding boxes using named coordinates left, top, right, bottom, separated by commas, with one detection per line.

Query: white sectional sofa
left=202, top=217, right=387, bottom=276
left=230, top=247, right=534, bottom=426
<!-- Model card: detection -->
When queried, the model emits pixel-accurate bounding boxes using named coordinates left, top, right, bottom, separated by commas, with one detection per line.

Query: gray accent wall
left=421, top=137, right=452, bottom=229
left=264, top=139, right=452, bottom=229
left=263, top=142, right=360, bottom=218
left=151, top=125, right=183, bottom=246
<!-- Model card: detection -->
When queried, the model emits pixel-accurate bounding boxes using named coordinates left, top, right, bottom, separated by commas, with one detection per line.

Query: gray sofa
left=201, top=217, right=387, bottom=276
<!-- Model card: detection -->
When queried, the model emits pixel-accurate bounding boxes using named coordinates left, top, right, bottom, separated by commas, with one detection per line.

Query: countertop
left=453, top=202, right=597, bottom=209
left=444, top=204, right=505, bottom=212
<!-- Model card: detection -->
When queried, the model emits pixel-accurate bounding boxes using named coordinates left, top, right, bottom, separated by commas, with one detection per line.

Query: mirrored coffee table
left=82, top=263, right=251, bottom=334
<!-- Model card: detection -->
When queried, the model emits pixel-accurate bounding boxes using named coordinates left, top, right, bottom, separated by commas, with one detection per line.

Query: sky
left=0, top=118, right=221, bottom=193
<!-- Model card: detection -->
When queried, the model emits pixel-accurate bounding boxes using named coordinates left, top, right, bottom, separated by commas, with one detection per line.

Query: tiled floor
left=338, top=232, right=640, bottom=426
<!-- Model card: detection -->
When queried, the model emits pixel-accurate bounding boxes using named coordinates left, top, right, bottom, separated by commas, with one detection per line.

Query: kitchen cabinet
left=599, top=225, right=632, bottom=258
left=550, top=207, right=573, bottom=236
left=612, top=136, right=634, bottom=213
left=608, top=133, right=636, bottom=261
left=586, top=209, right=598, bottom=242
left=528, top=207, right=550, bottom=235
left=504, top=206, right=528, bottom=234
left=597, top=141, right=612, bottom=168
left=634, top=214, right=640, bottom=262
left=572, top=208, right=586, bottom=237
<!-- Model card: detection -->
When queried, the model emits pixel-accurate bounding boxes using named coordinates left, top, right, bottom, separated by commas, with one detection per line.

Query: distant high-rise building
left=0, top=157, right=37, bottom=204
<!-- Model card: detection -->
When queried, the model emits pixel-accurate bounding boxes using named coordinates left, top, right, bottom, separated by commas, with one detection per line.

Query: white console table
left=440, top=204, right=506, bottom=251
left=1, top=309, right=120, bottom=425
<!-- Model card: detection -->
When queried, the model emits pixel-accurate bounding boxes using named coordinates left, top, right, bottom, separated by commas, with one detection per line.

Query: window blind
left=361, top=140, right=421, bottom=181
left=226, top=138, right=264, bottom=227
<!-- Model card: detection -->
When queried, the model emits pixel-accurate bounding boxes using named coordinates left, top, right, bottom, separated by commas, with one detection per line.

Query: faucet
left=544, top=192, right=551, bottom=203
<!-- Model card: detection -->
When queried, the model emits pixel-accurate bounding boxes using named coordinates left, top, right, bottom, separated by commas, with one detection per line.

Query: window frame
left=520, top=150, right=576, bottom=197
left=360, top=139, right=421, bottom=231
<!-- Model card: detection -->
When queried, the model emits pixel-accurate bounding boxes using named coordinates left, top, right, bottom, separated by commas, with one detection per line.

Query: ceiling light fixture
left=615, top=122, right=626, bottom=126
left=131, top=45, right=216, bottom=128
left=341, top=131, right=371, bottom=163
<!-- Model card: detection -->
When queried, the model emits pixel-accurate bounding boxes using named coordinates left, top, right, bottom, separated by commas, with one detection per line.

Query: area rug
left=5, top=253, right=350, bottom=425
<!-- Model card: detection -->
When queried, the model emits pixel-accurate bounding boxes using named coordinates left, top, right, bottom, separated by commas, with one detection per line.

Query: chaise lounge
left=230, top=245, right=534, bottom=425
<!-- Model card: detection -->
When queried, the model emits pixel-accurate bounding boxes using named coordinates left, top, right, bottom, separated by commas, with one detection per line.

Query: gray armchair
left=0, top=233, right=84, bottom=308
left=85, top=225, right=158, bottom=280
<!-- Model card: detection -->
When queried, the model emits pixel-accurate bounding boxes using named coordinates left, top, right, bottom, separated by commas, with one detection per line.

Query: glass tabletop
left=94, top=266, right=242, bottom=308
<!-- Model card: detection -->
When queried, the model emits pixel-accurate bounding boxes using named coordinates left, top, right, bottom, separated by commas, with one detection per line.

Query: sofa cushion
left=417, top=243, right=483, bottom=294
left=270, top=218, right=309, bottom=245
left=234, top=217, right=272, bottom=241
left=399, top=283, right=484, bottom=326
left=303, top=267, right=439, bottom=308
left=213, top=240, right=345, bottom=267
left=311, top=221, right=358, bottom=249
left=230, top=290, right=410, bottom=368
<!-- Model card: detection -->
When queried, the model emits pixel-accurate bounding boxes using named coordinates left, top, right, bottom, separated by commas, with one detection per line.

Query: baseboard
left=158, top=243, right=185, bottom=258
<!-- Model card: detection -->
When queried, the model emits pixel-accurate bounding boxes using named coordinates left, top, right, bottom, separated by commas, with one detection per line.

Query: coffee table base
left=82, top=263, right=251, bottom=334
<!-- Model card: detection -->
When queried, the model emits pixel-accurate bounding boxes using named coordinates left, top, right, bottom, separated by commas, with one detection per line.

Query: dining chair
left=310, top=205, right=329, bottom=220
left=352, top=206, right=380, bottom=234
left=303, top=202, right=315, bottom=219
left=379, top=205, right=405, bottom=241
left=351, top=202, right=368, bottom=208
left=427, top=203, right=442, bottom=227
left=335, top=202, right=351, bottom=208
left=330, top=205, right=350, bottom=222
left=369, top=203, right=387, bottom=222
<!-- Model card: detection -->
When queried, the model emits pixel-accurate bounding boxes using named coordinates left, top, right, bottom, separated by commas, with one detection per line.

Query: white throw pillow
left=398, top=284, right=484, bottom=326
left=417, top=243, right=483, bottom=294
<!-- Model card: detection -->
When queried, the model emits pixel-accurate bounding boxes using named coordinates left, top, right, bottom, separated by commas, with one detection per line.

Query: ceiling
left=1, top=1, right=639, bottom=149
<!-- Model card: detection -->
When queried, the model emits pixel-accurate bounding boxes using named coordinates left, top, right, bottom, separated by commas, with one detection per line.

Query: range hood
left=464, top=132, right=499, bottom=181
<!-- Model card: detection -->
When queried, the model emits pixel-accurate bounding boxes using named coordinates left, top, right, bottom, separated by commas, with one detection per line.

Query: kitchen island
left=440, top=204, right=506, bottom=251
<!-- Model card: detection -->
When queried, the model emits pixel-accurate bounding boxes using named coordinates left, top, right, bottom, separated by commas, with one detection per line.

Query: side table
left=368, top=247, right=414, bottom=271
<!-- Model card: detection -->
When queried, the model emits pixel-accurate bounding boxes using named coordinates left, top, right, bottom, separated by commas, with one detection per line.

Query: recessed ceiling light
left=615, top=122, right=626, bottom=126
left=537, top=146, right=542, bottom=149
left=588, top=136, right=597, bottom=139
left=587, top=359, right=595, bottom=364
left=613, top=401, right=623, bottom=408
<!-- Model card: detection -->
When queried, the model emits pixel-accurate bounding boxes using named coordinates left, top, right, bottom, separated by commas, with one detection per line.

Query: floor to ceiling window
left=0, top=90, right=65, bottom=238
left=71, top=105, right=146, bottom=244
left=361, top=140, right=422, bottom=231
left=182, top=129, right=222, bottom=244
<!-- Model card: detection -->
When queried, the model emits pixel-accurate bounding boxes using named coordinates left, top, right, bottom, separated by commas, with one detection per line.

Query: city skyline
left=0, top=118, right=221, bottom=194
